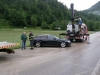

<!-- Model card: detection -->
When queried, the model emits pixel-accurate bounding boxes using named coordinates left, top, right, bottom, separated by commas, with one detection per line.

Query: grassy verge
left=0, top=29, right=96, bottom=49
left=0, top=29, right=66, bottom=49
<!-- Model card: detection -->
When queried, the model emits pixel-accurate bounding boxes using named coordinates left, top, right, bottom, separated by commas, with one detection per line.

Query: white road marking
left=91, top=59, right=100, bottom=75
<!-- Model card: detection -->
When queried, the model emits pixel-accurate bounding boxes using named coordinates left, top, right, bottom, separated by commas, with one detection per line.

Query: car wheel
left=35, top=42, right=41, bottom=47
left=60, top=42, right=66, bottom=48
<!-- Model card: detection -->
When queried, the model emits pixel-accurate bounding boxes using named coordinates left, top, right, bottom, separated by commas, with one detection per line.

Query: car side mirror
left=54, top=38, right=56, bottom=40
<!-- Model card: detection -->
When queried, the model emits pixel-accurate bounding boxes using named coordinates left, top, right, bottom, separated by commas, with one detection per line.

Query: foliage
left=75, top=11, right=100, bottom=31
left=0, top=0, right=69, bottom=29
left=0, top=0, right=100, bottom=31
left=41, top=21, right=48, bottom=29
left=85, top=1, right=100, bottom=12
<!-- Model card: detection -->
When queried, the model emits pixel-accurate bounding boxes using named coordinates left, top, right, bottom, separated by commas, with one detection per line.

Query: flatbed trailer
left=0, top=42, right=19, bottom=54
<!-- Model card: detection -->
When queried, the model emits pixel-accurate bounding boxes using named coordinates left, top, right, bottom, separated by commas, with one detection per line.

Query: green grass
left=0, top=29, right=66, bottom=48
left=0, top=29, right=96, bottom=49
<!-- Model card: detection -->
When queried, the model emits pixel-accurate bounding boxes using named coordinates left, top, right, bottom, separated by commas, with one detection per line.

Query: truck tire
left=80, top=39, right=84, bottom=42
left=75, top=39, right=79, bottom=42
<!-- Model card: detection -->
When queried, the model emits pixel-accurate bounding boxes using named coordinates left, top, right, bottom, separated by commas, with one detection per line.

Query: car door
left=48, top=35, right=60, bottom=46
left=41, top=35, right=49, bottom=46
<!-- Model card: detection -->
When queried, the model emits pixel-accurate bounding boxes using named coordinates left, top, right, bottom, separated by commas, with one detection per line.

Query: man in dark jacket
left=29, top=31, right=34, bottom=50
left=78, top=18, right=82, bottom=30
left=21, top=32, right=27, bottom=50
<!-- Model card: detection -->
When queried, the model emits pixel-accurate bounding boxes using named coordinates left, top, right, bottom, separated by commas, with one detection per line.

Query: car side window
left=41, top=35, right=48, bottom=39
left=48, top=35, right=54, bottom=39
left=35, top=36, right=41, bottom=39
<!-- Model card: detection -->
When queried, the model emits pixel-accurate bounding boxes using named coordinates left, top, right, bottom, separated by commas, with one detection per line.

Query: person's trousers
left=30, top=40, right=34, bottom=48
left=21, top=41, right=26, bottom=49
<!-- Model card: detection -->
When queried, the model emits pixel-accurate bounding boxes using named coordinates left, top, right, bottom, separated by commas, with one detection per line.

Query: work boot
left=30, top=48, right=34, bottom=50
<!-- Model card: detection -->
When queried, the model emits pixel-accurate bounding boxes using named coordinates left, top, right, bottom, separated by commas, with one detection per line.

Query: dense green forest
left=0, top=0, right=100, bottom=31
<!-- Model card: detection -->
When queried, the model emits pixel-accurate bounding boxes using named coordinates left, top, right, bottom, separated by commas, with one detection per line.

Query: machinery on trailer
left=60, top=3, right=89, bottom=42
left=0, top=41, right=19, bottom=54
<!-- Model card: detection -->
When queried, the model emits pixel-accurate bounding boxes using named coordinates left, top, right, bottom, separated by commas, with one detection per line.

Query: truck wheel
left=80, top=39, right=84, bottom=42
left=35, top=42, right=41, bottom=47
left=61, top=42, right=66, bottom=48
left=75, top=39, right=79, bottom=42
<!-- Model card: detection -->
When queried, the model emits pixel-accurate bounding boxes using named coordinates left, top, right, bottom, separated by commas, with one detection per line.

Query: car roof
left=36, top=34, right=51, bottom=36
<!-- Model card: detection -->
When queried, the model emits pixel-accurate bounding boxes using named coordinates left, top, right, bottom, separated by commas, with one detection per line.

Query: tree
left=41, top=21, right=48, bottom=29
left=50, top=21, right=60, bottom=30
left=31, top=15, right=37, bottom=27
left=60, top=20, right=68, bottom=30
left=0, top=0, right=100, bottom=31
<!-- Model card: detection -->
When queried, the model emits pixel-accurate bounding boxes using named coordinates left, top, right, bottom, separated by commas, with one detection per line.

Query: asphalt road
left=0, top=32, right=100, bottom=75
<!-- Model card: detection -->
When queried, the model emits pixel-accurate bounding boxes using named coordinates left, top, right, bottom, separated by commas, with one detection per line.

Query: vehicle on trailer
left=33, top=34, right=71, bottom=48
left=60, top=3, right=89, bottom=42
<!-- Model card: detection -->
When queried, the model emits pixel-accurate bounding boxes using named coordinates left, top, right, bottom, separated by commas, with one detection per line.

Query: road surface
left=0, top=32, right=100, bottom=75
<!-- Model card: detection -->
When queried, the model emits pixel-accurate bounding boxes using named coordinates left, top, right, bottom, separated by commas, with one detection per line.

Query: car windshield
left=53, top=36, right=59, bottom=39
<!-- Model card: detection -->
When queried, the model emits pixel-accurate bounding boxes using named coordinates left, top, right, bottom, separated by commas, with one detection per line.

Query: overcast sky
left=58, top=0, right=99, bottom=11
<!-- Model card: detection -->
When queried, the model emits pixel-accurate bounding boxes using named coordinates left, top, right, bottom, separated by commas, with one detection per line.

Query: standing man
left=78, top=18, right=82, bottom=31
left=78, top=18, right=82, bottom=26
left=21, top=32, right=27, bottom=50
left=29, top=31, right=34, bottom=50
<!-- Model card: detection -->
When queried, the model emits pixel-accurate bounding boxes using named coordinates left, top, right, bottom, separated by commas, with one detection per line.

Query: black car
left=33, top=34, right=71, bottom=48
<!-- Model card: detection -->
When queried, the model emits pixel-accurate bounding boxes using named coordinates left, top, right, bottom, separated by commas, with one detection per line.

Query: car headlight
left=67, top=40, right=71, bottom=43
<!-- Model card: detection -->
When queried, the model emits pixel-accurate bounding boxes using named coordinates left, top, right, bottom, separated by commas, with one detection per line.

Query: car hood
left=59, top=38, right=71, bottom=43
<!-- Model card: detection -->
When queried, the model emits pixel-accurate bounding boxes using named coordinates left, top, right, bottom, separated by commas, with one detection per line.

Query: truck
left=0, top=42, right=19, bottom=54
left=60, top=3, right=89, bottom=42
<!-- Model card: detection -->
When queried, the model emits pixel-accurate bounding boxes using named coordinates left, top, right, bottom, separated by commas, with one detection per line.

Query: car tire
left=60, top=42, right=66, bottom=48
left=35, top=42, right=41, bottom=47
